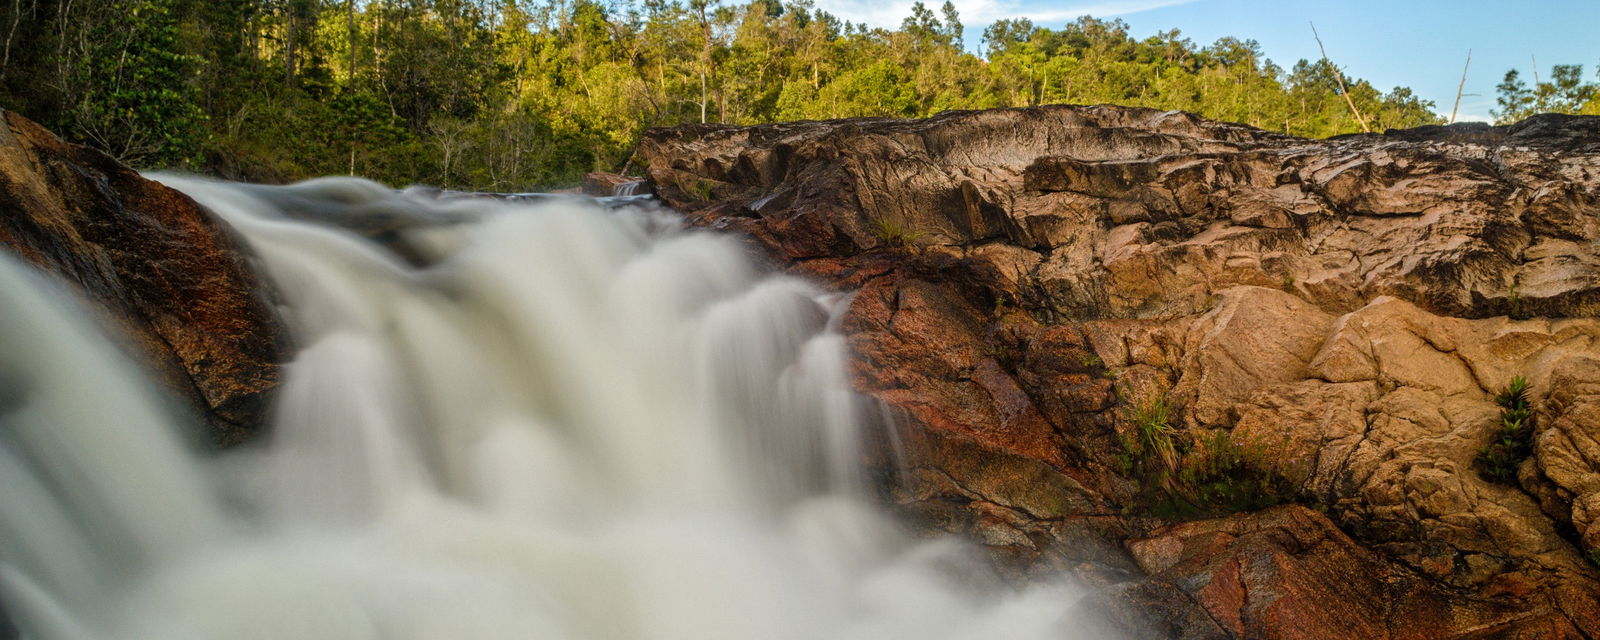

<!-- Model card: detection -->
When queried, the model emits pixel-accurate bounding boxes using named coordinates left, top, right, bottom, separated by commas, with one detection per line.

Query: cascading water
left=0, top=176, right=1089, bottom=639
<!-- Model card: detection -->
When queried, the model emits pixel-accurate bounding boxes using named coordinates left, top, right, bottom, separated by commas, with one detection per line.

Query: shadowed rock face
left=0, top=109, right=286, bottom=445
left=636, top=104, right=1600, bottom=638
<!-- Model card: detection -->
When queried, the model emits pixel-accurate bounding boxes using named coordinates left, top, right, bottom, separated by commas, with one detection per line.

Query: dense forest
left=0, top=1, right=1584, bottom=190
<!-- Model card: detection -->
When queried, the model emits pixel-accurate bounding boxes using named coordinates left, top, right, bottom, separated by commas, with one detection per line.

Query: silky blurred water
left=0, top=177, right=1087, bottom=640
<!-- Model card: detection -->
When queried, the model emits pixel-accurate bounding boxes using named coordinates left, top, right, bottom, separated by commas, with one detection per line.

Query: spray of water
left=0, top=176, right=1088, bottom=639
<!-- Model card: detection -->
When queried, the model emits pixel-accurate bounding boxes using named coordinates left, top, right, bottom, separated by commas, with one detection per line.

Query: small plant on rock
left=1116, top=392, right=1181, bottom=485
left=984, top=341, right=1021, bottom=370
left=687, top=179, right=716, bottom=200
left=1507, top=283, right=1525, bottom=319
left=1115, top=391, right=1304, bottom=519
left=1476, top=376, right=1535, bottom=484
left=869, top=216, right=923, bottom=248
left=1169, top=431, right=1302, bottom=517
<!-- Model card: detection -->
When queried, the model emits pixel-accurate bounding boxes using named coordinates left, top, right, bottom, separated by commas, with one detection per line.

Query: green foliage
left=1116, top=391, right=1303, bottom=519
left=1116, top=392, right=1180, bottom=483
left=64, top=0, right=208, bottom=167
left=1, top=2, right=1447, bottom=188
left=869, top=216, right=923, bottom=248
left=1163, top=431, right=1302, bottom=517
left=1477, top=376, right=1535, bottom=484
left=682, top=178, right=717, bottom=201
left=1495, top=65, right=1600, bottom=124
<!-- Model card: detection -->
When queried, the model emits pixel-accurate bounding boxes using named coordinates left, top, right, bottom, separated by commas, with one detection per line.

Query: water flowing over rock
left=0, top=109, right=286, bottom=444
left=0, top=173, right=1098, bottom=639
left=636, top=104, right=1600, bottom=638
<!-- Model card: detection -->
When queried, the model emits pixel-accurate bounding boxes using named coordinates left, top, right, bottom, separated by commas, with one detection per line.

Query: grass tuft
left=1115, top=391, right=1303, bottom=519
left=870, top=216, right=923, bottom=248
left=1116, top=392, right=1181, bottom=485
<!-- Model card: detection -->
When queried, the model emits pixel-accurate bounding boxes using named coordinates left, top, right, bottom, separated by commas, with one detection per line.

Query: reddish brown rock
left=1127, top=506, right=1599, bottom=639
left=0, top=109, right=286, bottom=444
left=638, top=105, right=1600, bottom=638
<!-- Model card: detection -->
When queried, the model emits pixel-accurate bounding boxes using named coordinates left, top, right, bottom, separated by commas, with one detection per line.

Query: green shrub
left=1476, top=376, right=1535, bottom=484
left=677, top=178, right=716, bottom=201
left=1116, top=392, right=1303, bottom=519
left=1163, top=431, right=1302, bottom=517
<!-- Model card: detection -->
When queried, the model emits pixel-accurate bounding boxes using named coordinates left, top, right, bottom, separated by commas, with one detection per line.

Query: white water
left=0, top=177, right=1086, bottom=639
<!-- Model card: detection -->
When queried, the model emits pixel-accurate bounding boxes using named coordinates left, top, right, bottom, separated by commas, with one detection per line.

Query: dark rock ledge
left=0, top=109, right=286, bottom=445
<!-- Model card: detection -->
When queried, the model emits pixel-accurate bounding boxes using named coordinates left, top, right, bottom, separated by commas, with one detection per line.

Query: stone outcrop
left=579, top=171, right=643, bottom=196
left=635, top=105, right=1600, bottom=638
left=0, top=109, right=286, bottom=444
left=1124, top=505, right=1594, bottom=639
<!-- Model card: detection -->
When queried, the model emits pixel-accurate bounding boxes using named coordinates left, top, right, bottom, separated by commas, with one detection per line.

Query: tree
left=66, top=0, right=208, bottom=167
left=1495, top=64, right=1599, bottom=123
left=0, top=0, right=1447, bottom=188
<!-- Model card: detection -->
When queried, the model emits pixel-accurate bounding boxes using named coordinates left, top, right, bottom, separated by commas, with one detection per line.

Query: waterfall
left=0, top=176, right=1087, bottom=639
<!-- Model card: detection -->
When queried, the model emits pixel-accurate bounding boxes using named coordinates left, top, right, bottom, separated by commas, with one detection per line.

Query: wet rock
left=639, top=105, right=1600, bottom=638
left=0, top=109, right=286, bottom=445
left=1127, top=506, right=1597, bottom=639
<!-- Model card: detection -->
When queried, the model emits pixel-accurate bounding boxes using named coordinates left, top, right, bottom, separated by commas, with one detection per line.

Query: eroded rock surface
left=0, top=109, right=286, bottom=444
left=636, top=105, right=1600, bottom=638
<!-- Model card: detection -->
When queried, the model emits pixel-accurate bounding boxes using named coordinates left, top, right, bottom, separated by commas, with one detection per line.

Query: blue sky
left=811, top=0, right=1600, bottom=123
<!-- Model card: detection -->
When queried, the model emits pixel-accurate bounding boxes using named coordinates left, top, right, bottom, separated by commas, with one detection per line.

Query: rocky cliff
left=636, top=105, right=1600, bottom=639
left=0, top=109, right=286, bottom=444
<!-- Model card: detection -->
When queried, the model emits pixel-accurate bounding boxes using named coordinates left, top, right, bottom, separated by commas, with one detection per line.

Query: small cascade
left=613, top=180, right=650, bottom=197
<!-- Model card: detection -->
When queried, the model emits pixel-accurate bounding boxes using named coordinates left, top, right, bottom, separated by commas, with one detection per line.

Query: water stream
left=0, top=177, right=1086, bottom=639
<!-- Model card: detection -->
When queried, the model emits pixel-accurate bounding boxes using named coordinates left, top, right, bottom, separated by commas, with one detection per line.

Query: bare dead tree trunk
left=1310, top=22, right=1370, bottom=133
left=695, top=0, right=713, bottom=123
left=0, top=0, right=33, bottom=83
left=247, top=3, right=260, bottom=67
left=53, top=0, right=75, bottom=98
left=698, top=47, right=709, bottom=122
left=1450, top=49, right=1471, bottom=124
left=285, top=0, right=298, bottom=89
left=347, top=0, right=357, bottom=83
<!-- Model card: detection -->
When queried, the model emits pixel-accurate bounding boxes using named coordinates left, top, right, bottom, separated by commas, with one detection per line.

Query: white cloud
left=1444, top=96, right=1499, bottom=124
left=811, top=0, right=1199, bottom=30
